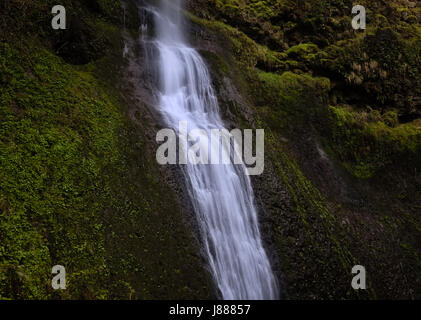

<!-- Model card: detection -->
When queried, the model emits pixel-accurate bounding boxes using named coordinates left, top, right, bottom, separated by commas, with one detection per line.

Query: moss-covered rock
left=188, top=1, right=421, bottom=299
left=0, top=0, right=213, bottom=299
left=1, top=0, right=420, bottom=300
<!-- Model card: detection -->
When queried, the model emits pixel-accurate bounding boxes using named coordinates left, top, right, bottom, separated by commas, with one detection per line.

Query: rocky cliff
left=0, top=0, right=420, bottom=299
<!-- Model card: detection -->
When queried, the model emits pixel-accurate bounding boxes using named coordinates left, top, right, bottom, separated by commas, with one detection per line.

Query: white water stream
left=141, top=0, right=278, bottom=300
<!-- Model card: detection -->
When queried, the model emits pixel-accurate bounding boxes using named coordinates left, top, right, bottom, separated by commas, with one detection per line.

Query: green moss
left=325, top=106, right=421, bottom=179
left=0, top=4, right=213, bottom=299
left=286, top=43, right=319, bottom=59
left=191, top=0, right=421, bottom=300
left=189, top=12, right=284, bottom=71
left=0, top=40, right=120, bottom=298
left=256, top=71, right=330, bottom=131
left=97, top=0, right=123, bottom=20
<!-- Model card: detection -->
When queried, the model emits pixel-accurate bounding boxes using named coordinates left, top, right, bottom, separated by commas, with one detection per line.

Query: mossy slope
left=187, top=0, right=421, bottom=299
left=0, top=0, right=213, bottom=299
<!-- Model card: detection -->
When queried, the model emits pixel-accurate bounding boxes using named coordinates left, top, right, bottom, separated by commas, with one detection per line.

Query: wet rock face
left=51, top=0, right=127, bottom=65
left=85, top=0, right=102, bottom=13
left=120, top=1, right=217, bottom=299
left=53, top=15, right=110, bottom=65
left=185, top=1, right=421, bottom=299
left=0, top=0, right=125, bottom=65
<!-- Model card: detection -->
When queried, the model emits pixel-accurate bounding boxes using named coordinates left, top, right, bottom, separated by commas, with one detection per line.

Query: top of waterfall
left=156, top=0, right=185, bottom=44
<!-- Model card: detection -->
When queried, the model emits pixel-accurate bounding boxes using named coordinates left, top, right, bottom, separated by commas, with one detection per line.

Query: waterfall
left=141, top=0, right=279, bottom=300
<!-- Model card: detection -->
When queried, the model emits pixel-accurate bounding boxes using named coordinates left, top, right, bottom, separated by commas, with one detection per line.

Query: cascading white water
left=145, top=0, right=278, bottom=300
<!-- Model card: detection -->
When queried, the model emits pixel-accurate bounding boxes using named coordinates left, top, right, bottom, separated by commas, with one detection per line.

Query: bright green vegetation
left=255, top=71, right=421, bottom=179
left=325, top=106, right=421, bottom=179
left=1, top=0, right=420, bottom=300
left=194, top=0, right=421, bottom=117
left=0, top=0, right=213, bottom=299
left=189, top=0, right=421, bottom=299
left=0, top=40, right=123, bottom=299
left=191, top=0, right=421, bottom=180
